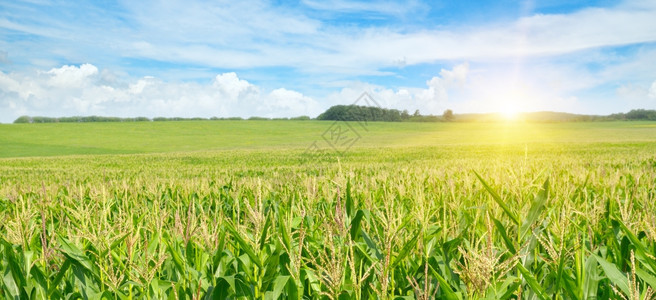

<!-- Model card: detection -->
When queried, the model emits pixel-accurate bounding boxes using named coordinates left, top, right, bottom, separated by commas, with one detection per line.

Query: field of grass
left=2, top=120, right=656, bottom=157
left=1, top=120, right=656, bottom=299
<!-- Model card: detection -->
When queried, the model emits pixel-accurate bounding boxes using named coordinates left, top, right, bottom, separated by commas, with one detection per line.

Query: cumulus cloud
left=323, top=63, right=469, bottom=115
left=0, top=64, right=322, bottom=123
left=0, top=63, right=477, bottom=123
left=650, top=81, right=656, bottom=98
left=212, top=73, right=259, bottom=100
left=265, top=88, right=319, bottom=115
left=46, top=64, right=99, bottom=88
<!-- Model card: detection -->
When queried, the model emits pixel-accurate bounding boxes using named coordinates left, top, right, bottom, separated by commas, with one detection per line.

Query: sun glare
left=500, top=105, right=519, bottom=120
left=496, top=87, right=531, bottom=121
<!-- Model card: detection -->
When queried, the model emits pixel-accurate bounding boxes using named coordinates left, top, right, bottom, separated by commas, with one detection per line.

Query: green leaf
left=520, top=179, right=549, bottom=239
left=212, top=229, right=227, bottom=274
left=517, top=263, right=548, bottom=300
left=492, top=217, right=516, bottom=254
left=2, top=244, right=26, bottom=289
left=474, top=172, right=520, bottom=225
left=498, top=278, right=521, bottom=300
left=636, top=266, right=656, bottom=289
left=616, top=219, right=656, bottom=271
left=264, top=275, right=289, bottom=300
left=390, top=231, right=419, bottom=269
left=278, top=213, right=292, bottom=254
left=214, top=275, right=235, bottom=298
left=302, top=269, right=322, bottom=295
left=592, top=254, right=630, bottom=296
left=349, top=209, right=365, bottom=240
left=48, top=260, right=71, bottom=296
left=259, top=213, right=272, bottom=250
left=58, top=237, right=94, bottom=271
left=225, top=222, right=263, bottom=268
left=165, top=240, right=187, bottom=275
left=146, top=231, right=160, bottom=256
left=234, top=274, right=255, bottom=298
left=353, top=242, right=376, bottom=264
left=3, top=270, right=20, bottom=299
left=583, top=255, right=601, bottom=300
left=29, top=266, right=48, bottom=295
left=361, top=231, right=383, bottom=260
left=428, top=264, right=460, bottom=300
left=345, top=178, right=354, bottom=218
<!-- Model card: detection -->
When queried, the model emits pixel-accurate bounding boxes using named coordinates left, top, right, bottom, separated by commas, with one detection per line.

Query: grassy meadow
left=1, top=120, right=656, bottom=299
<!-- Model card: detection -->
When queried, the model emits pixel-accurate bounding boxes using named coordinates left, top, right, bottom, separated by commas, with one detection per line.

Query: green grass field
left=1, top=120, right=656, bottom=299
left=2, top=120, right=656, bottom=157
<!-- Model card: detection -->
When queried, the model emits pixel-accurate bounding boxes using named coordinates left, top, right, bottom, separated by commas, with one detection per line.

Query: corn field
left=1, top=144, right=655, bottom=299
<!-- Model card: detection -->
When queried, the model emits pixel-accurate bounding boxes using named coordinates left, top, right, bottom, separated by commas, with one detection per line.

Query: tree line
left=608, top=109, right=656, bottom=121
left=13, top=115, right=312, bottom=123
left=316, top=105, right=452, bottom=122
left=317, top=106, right=656, bottom=122
left=12, top=108, right=656, bottom=124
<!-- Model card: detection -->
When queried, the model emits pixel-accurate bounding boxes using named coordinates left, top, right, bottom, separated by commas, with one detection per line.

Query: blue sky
left=1, top=0, right=655, bottom=122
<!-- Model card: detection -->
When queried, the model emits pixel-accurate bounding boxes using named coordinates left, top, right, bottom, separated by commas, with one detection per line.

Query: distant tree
left=443, top=109, right=454, bottom=121
left=31, top=116, right=58, bottom=123
left=14, top=115, right=154, bottom=123
left=401, top=110, right=410, bottom=120
left=290, top=116, right=311, bottom=120
left=413, top=109, right=421, bottom=117
left=625, top=109, right=656, bottom=120
left=317, top=105, right=403, bottom=122
left=13, top=116, right=32, bottom=123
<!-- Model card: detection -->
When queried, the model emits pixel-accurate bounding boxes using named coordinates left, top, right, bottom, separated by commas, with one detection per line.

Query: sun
left=500, top=104, right=520, bottom=120
left=496, top=87, right=531, bottom=120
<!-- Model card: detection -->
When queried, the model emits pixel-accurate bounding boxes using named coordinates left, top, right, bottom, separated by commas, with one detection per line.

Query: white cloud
left=212, top=72, right=259, bottom=100
left=300, top=0, right=424, bottom=15
left=0, top=64, right=322, bottom=123
left=321, top=61, right=603, bottom=115
left=264, top=88, right=321, bottom=117
left=46, top=64, right=98, bottom=88
left=3, top=61, right=651, bottom=123
left=145, top=1, right=656, bottom=73
left=323, top=63, right=469, bottom=115
left=439, top=62, right=469, bottom=88
left=617, top=83, right=648, bottom=99
left=611, top=81, right=656, bottom=112
left=616, top=79, right=656, bottom=107
left=4, top=0, right=655, bottom=76
left=336, top=4, right=656, bottom=72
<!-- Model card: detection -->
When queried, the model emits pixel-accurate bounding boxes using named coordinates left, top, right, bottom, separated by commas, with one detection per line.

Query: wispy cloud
left=4, top=0, right=654, bottom=72
left=0, top=0, right=655, bottom=121
left=300, top=0, right=424, bottom=16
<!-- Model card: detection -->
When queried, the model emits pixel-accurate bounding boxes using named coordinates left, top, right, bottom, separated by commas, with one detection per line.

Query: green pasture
left=1, top=120, right=655, bottom=158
